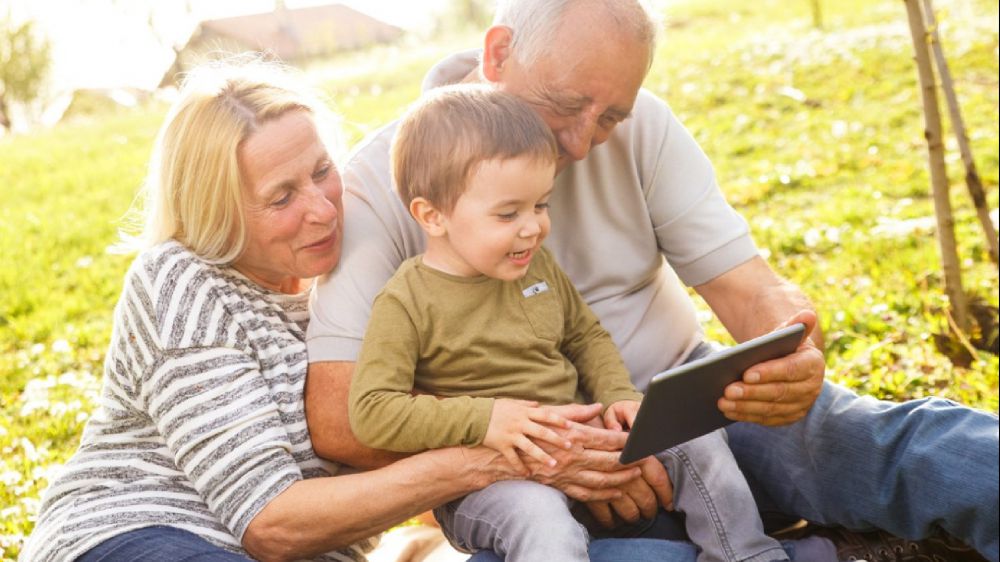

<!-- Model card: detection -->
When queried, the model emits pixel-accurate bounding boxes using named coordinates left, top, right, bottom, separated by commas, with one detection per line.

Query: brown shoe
left=781, top=524, right=986, bottom=562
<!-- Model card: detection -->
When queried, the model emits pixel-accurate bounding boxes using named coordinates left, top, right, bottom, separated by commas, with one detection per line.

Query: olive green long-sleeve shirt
left=349, top=247, right=643, bottom=452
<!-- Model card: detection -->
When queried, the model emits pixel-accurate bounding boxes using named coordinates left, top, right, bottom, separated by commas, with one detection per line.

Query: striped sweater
left=21, top=241, right=375, bottom=562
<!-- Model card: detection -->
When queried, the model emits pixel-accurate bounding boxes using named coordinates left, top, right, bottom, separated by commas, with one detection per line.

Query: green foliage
left=1, top=0, right=998, bottom=558
left=0, top=14, right=52, bottom=130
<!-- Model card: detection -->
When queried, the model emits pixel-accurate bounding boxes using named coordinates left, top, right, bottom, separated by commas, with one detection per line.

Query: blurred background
left=1, top=0, right=997, bottom=559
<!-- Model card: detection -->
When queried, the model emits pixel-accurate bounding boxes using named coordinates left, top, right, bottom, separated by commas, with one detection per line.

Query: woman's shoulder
left=120, top=241, right=264, bottom=347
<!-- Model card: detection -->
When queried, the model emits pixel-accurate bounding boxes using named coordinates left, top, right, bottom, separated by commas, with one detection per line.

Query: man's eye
left=314, top=163, right=332, bottom=181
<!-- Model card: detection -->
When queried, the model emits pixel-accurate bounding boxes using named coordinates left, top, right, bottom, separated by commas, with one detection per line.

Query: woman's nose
left=306, top=185, right=338, bottom=224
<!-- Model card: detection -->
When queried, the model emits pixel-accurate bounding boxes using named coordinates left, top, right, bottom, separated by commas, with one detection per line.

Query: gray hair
left=492, top=0, right=661, bottom=67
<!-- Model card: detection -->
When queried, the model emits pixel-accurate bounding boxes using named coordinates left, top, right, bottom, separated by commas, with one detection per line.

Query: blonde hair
left=122, top=55, right=339, bottom=264
left=392, top=84, right=557, bottom=213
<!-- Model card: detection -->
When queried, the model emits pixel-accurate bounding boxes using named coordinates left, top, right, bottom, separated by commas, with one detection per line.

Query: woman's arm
left=242, top=446, right=513, bottom=562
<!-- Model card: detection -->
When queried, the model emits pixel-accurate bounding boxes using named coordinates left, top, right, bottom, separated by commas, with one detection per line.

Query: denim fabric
left=435, top=480, right=590, bottom=562
left=75, top=526, right=252, bottom=562
left=727, top=380, right=1000, bottom=562
left=657, top=429, right=788, bottom=562
left=465, top=537, right=699, bottom=562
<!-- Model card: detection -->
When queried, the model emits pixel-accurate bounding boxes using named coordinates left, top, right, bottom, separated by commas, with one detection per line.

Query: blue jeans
left=728, top=380, right=1000, bottom=562
left=75, top=526, right=252, bottom=562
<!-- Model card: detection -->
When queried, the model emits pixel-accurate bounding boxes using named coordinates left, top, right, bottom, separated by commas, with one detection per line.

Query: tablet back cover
left=619, top=324, right=805, bottom=464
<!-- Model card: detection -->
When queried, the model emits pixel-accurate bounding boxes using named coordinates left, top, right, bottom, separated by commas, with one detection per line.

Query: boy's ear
left=482, top=25, right=514, bottom=83
left=409, top=197, right=447, bottom=237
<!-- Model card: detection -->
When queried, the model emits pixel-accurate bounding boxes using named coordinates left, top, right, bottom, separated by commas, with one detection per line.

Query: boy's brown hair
left=391, top=84, right=558, bottom=213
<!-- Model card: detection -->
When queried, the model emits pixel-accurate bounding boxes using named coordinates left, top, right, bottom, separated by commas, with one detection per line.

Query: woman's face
left=233, top=110, right=344, bottom=293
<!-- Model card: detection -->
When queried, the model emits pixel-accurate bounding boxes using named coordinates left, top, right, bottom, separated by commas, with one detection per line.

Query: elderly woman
left=19, top=59, right=519, bottom=562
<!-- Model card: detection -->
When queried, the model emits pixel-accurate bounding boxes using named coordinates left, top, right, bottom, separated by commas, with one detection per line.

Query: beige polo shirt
left=308, top=50, right=757, bottom=392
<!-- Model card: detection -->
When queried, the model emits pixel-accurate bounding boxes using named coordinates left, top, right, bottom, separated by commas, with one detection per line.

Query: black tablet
left=619, top=323, right=807, bottom=464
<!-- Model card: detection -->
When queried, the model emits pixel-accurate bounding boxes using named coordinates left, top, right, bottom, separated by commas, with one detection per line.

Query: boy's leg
left=727, top=380, right=1000, bottom=562
left=433, top=480, right=589, bottom=562
left=657, top=429, right=790, bottom=562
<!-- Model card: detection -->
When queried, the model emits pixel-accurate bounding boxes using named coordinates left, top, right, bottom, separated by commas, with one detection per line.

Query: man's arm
left=695, top=256, right=825, bottom=426
left=305, top=361, right=406, bottom=469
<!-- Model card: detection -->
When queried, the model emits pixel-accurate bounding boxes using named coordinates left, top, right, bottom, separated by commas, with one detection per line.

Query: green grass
left=1, top=0, right=998, bottom=558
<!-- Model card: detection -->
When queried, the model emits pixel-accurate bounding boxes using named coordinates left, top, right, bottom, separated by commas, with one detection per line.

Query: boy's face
left=428, top=155, right=555, bottom=281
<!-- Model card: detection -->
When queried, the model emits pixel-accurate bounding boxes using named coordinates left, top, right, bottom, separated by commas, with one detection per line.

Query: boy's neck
left=421, top=238, right=479, bottom=278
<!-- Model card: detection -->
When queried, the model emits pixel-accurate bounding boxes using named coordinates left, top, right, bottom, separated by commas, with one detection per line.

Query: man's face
left=496, top=16, right=650, bottom=172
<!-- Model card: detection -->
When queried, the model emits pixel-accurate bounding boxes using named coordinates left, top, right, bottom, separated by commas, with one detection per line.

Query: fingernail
left=731, top=385, right=745, bottom=398
left=719, top=400, right=734, bottom=411
left=564, top=441, right=573, bottom=449
left=745, top=371, right=760, bottom=383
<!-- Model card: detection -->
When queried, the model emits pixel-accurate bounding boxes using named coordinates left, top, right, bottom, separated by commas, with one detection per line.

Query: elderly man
left=305, top=0, right=999, bottom=560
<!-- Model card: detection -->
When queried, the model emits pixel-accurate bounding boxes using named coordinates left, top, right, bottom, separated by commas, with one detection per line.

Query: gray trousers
left=434, top=428, right=787, bottom=562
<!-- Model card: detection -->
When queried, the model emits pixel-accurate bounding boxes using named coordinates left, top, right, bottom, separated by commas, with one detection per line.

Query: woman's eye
left=272, top=192, right=292, bottom=207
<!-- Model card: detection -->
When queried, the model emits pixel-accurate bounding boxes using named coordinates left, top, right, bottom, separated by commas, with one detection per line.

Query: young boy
left=348, top=85, right=792, bottom=562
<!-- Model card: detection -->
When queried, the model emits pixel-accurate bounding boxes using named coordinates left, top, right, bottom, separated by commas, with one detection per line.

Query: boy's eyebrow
left=491, top=188, right=555, bottom=208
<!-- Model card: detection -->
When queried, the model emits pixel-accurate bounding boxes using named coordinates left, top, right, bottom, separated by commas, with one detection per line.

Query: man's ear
left=409, top=197, right=447, bottom=237
left=482, top=25, right=514, bottom=83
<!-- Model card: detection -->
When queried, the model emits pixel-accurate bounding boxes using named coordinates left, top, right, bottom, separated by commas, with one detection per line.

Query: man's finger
left=608, top=494, right=641, bottom=523
left=585, top=501, right=616, bottom=529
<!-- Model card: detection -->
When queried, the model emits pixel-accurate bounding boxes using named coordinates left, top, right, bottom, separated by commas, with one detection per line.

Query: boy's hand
left=602, top=400, right=640, bottom=432
left=483, top=398, right=573, bottom=472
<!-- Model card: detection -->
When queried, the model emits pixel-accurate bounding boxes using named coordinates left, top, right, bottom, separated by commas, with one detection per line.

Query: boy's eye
left=497, top=211, right=518, bottom=221
left=535, top=202, right=550, bottom=212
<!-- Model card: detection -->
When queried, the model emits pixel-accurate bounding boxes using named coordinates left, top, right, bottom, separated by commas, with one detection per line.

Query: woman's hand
left=483, top=399, right=573, bottom=472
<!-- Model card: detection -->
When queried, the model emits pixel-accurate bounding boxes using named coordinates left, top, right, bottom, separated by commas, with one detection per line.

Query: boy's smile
left=422, top=155, right=556, bottom=281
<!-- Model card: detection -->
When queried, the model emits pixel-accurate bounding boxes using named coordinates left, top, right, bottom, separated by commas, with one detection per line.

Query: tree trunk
left=921, top=0, right=999, bottom=264
left=0, top=92, right=11, bottom=131
left=903, top=0, right=968, bottom=331
left=810, top=0, right=824, bottom=30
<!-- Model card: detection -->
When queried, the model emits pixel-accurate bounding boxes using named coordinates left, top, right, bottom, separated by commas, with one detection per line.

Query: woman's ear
left=482, top=25, right=514, bottom=83
left=409, top=197, right=447, bottom=237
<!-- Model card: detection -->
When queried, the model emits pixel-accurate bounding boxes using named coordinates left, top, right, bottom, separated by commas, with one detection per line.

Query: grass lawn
left=1, top=0, right=997, bottom=558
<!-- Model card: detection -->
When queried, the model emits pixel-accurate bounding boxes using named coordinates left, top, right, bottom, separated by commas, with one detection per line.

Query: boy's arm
left=348, top=293, right=495, bottom=451
left=548, top=258, right=643, bottom=408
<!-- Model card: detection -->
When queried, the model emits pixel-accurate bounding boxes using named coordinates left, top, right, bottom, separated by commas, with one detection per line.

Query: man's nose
left=558, top=115, right=599, bottom=162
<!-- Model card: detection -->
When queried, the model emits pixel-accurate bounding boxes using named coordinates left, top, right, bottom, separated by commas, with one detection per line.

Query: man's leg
left=434, top=480, right=590, bottom=562
left=727, top=380, right=1000, bottom=561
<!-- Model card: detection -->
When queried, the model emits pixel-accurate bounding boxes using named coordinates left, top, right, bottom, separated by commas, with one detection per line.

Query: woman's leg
left=727, top=381, right=1000, bottom=561
left=75, top=526, right=252, bottom=562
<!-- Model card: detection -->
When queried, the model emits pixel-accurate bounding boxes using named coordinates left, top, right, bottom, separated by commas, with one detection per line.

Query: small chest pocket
left=518, top=283, right=564, bottom=342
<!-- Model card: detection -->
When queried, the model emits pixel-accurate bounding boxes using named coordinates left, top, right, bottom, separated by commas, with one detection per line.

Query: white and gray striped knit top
left=21, top=241, right=376, bottom=562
